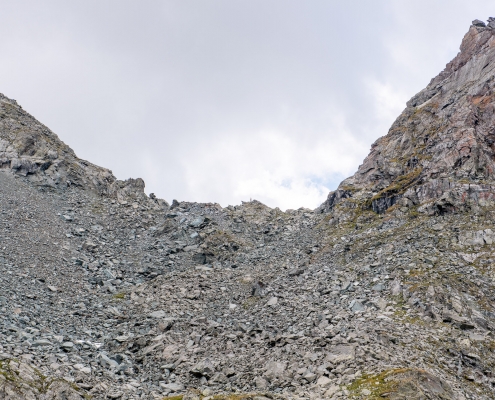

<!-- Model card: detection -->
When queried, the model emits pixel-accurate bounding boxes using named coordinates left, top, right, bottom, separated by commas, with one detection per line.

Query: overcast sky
left=0, top=1, right=493, bottom=209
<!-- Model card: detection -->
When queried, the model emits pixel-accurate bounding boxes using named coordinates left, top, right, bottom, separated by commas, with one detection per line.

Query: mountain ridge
left=0, top=92, right=168, bottom=211
left=320, top=18, right=495, bottom=217
left=2, top=18, right=495, bottom=400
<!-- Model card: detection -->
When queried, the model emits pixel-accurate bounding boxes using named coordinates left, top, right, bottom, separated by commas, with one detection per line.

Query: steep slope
left=2, top=18, right=495, bottom=400
left=320, top=17, right=495, bottom=216
left=0, top=93, right=166, bottom=208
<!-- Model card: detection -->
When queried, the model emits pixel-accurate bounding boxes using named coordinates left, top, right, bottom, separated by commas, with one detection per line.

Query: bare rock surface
left=320, top=18, right=495, bottom=217
left=3, top=17, right=495, bottom=400
left=0, top=356, right=83, bottom=399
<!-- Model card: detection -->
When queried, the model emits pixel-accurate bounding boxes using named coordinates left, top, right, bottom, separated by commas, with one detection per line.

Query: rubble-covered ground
left=4, top=15, right=495, bottom=400
left=1, top=168, right=495, bottom=400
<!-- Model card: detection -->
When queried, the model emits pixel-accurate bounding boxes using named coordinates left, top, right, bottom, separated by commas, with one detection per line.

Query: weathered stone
left=326, top=345, right=355, bottom=363
left=190, top=358, right=215, bottom=378
left=149, top=310, right=166, bottom=318
left=264, top=361, right=286, bottom=380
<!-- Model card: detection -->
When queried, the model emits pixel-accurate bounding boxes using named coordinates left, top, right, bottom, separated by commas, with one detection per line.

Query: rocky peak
left=320, top=18, right=495, bottom=215
left=0, top=93, right=166, bottom=208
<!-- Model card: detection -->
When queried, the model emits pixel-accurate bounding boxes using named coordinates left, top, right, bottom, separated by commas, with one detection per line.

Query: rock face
left=320, top=18, right=495, bottom=216
left=0, top=357, right=83, bottom=399
left=3, top=17, right=495, bottom=400
left=0, top=94, right=166, bottom=209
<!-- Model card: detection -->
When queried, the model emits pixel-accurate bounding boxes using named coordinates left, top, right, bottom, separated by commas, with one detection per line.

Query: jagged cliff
left=320, top=17, right=495, bottom=216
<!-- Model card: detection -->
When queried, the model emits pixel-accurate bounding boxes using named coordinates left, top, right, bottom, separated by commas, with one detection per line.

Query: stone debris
left=2, top=16, right=495, bottom=400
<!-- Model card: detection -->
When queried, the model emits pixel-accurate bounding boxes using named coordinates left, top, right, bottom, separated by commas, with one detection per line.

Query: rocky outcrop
left=0, top=94, right=166, bottom=208
left=0, top=357, right=83, bottom=399
left=348, top=368, right=456, bottom=399
left=320, top=18, right=495, bottom=215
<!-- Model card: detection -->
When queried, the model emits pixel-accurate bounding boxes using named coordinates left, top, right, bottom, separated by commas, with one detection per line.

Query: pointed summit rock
left=321, top=18, right=495, bottom=216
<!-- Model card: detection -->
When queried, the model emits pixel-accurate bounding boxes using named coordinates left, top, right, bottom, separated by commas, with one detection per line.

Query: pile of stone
left=2, top=17, right=495, bottom=400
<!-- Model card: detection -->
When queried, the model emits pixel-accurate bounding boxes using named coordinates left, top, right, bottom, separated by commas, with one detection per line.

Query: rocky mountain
left=2, top=18, right=495, bottom=400
left=320, top=17, right=495, bottom=217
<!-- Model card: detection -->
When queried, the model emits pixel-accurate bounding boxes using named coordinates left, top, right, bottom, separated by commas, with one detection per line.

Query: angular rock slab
left=326, top=345, right=355, bottom=363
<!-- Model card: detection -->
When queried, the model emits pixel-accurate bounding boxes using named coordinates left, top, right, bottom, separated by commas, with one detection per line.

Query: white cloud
left=365, top=79, right=409, bottom=128
left=1, top=1, right=494, bottom=210
left=142, top=117, right=368, bottom=210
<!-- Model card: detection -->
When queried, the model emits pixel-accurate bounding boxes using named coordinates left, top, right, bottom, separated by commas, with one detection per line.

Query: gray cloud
left=0, top=1, right=493, bottom=209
